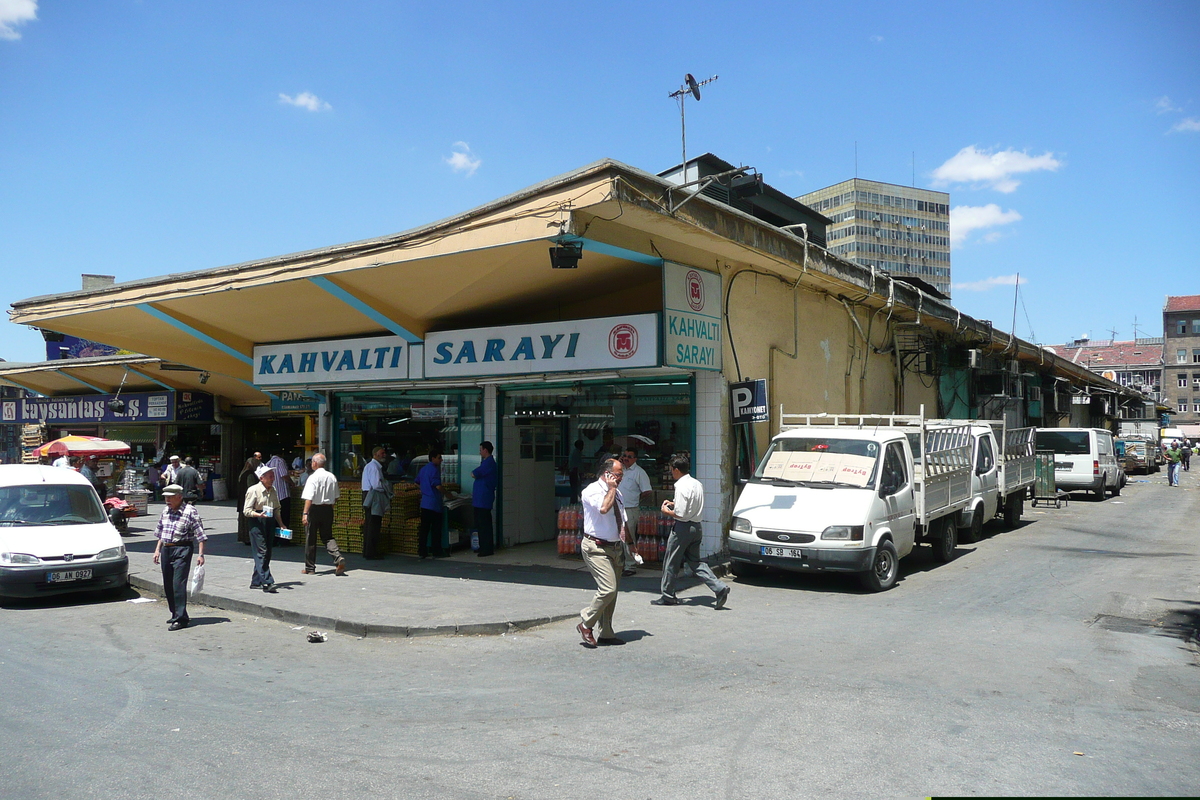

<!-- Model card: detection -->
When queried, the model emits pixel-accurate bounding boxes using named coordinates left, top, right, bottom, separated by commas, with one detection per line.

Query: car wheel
left=933, top=518, right=957, bottom=563
left=1003, top=494, right=1023, bottom=528
left=959, top=509, right=983, bottom=543
left=1112, top=476, right=1122, bottom=495
left=859, top=540, right=899, bottom=592
left=1093, top=480, right=1106, bottom=500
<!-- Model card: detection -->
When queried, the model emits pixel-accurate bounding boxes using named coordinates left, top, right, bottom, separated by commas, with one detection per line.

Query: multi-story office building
left=1163, top=294, right=1200, bottom=426
left=798, top=178, right=952, bottom=297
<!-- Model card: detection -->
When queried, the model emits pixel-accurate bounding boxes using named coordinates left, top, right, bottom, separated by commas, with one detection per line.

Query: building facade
left=797, top=178, right=952, bottom=297
left=1043, top=337, right=1164, bottom=413
left=1163, top=294, right=1200, bottom=426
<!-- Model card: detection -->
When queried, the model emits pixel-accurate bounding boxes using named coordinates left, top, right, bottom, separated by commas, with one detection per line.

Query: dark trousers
left=248, top=518, right=276, bottom=587
left=418, top=508, right=444, bottom=558
left=279, top=497, right=293, bottom=531
left=362, top=513, right=384, bottom=560
left=661, top=521, right=727, bottom=600
left=474, top=507, right=494, bottom=556
left=305, top=504, right=343, bottom=570
left=160, top=542, right=193, bottom=624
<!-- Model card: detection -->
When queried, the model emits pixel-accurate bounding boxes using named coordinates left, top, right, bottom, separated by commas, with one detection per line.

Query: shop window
left=335, top=390, right=483, bottom=491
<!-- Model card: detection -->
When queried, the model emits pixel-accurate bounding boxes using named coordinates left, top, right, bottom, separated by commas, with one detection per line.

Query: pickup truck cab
left=930, top=421, right=1035, bottom=542
left=728, top=411, right=973, bottom=592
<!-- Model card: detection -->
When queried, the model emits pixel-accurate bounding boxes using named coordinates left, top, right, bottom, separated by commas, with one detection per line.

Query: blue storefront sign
left=0, top=391, right=214, bottom=424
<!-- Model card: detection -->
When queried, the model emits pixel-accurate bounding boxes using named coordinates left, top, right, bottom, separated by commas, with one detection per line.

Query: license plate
left=761, top=546, right=804, bottom=558
left=47, top=569, right=93, bottom=583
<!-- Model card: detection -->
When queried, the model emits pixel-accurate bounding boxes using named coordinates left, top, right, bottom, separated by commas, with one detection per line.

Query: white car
left=0, top=465, right=129, bottom=599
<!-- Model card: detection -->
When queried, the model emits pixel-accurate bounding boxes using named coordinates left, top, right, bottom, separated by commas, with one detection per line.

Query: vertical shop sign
left=662, top=262, right=722, bottom=371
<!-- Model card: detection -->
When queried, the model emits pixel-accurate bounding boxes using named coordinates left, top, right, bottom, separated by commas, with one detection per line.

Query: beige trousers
left=579, top=537, right=624, bottom=638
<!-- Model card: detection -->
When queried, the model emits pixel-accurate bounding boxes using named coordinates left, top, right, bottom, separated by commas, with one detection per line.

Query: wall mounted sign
left=253, top=335, right=412, bottom=387
left=1, top=391, right=213, bottom=424
left=663, top=262, right=722, bottom=371
left=729, top=379, right=769, bottom=424
left=425, top=314, right=659, bottom=378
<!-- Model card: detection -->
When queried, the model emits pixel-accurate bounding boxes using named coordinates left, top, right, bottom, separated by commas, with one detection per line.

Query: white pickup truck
left=728, top=409, right=973, bottom=592
left=926, top=419, right=1036, bottom=541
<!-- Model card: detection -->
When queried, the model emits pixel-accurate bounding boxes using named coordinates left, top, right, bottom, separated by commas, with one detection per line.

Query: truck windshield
left=755, top=437, right=881, bottom=488
left=1036, top=430, right=1090, bottom=455
left=0, top=485, right=107, bottom=526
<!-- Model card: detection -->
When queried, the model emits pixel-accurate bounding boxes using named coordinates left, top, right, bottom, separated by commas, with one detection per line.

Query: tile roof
left=1043, top=340, right=1163, bottom=367
left=1165, top=294, right=1200, bottom=312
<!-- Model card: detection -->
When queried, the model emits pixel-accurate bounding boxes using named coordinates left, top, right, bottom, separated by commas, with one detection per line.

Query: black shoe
left=262, top=584, right=277, bottom=593
left=249, top=584, right=262, bottom=590
left=622, top=568, right=637, bottom=577
left=650, top=597, right=679, bottom=606
left=714, top=586, right=730, bottom=610
left=168, top=620, right=188, bottom=631
left=597, top=637, right=626, bottom=646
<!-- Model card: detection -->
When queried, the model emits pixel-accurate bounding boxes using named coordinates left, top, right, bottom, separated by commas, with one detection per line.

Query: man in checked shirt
left=152, top=483, right=207, bottom=631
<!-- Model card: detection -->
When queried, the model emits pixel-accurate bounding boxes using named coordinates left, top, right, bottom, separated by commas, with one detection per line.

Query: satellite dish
left=686, top=73, right=701, bottom=101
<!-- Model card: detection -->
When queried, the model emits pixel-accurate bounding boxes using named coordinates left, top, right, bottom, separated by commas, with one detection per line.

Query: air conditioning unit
left=968, top=349, right=982, bottom=369
left=1027, top=386, right=1043, bottom=402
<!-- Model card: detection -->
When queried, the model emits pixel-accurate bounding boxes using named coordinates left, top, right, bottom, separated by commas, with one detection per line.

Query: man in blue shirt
left=472, top=442, right=499, bottom=557
left=417, top=450, right=445, bottom=558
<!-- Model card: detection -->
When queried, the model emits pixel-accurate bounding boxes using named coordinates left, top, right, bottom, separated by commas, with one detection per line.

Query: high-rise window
left=1179, top=349, right=1188, bottom=363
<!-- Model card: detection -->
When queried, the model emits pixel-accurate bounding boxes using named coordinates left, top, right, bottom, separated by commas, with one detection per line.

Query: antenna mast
left=668, top=73, right=718, bottom=182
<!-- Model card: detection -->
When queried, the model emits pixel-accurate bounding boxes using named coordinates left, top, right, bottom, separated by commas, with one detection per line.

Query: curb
left=128, top=574, right=578, bottom=638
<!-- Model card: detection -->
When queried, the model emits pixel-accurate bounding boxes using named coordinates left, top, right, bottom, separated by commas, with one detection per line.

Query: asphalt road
left=3, top=472, right=1198, bottom=799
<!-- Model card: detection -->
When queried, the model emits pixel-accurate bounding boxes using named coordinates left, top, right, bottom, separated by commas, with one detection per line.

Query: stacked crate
left=385, top=483, right=422, bottom=556
left=333, top=482, right=365, bottom=554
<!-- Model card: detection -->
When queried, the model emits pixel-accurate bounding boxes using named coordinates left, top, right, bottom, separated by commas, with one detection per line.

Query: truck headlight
left=820, top=525, right=864, bottom=541
left=0, top=552, right=41, bottom=565
left=730, top=517, right=752, bottom=534
left=96, top=546, right=126, bottom=561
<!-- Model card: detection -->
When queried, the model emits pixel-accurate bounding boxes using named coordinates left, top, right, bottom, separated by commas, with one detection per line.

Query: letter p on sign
left=729, top=379, right=768, bottom=425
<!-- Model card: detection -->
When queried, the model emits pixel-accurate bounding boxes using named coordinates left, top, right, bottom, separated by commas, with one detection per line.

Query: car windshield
left=754, top=437, right=881, bottom=488
left=1036, top=430, right=1090, bottom=455
left=0, top=484, right=107, bottom=526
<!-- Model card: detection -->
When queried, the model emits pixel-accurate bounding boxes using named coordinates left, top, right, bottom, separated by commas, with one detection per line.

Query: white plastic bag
left=188, top=562, right=205, bottom=596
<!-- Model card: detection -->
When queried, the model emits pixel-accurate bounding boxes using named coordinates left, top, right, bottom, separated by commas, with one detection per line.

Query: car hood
left=0, top=522, right=122, bottom=559
left=732, top=482, right=875, bottom=532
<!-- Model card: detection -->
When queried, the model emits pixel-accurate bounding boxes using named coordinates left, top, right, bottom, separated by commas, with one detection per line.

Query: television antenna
left=668, top=73, right=718, bottom=183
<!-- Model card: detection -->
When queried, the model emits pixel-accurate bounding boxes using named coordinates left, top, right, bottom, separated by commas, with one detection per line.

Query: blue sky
left=1, top=1, right=1197, bottom=363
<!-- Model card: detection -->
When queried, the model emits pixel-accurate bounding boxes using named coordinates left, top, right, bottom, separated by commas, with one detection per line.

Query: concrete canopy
left=0, top=354, right=267, bottom=405
left=9, top=162, right=668, bottom=392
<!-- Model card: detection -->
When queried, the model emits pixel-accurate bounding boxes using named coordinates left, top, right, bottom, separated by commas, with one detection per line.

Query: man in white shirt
left=301, top=453, right=346, bottom=576
left=360, top=447, right=389, bottom=560
left=52, top=454, right=71, bottom=469
left=576, top=457, right=627, bottom=648
left=653, top=455, right=729, bottom=609
left=617, top=447, right=653, bottom=576
left=163, top=454, right=181, bottom=484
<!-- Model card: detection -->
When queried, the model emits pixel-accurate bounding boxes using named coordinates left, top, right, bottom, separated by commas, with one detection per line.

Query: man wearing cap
left=301, top=453, right=347, bottom=576
left=243, top=464, right=281, bottom=592
left=163, top=454, right=181, bottom=485
left=152, top=484, right=206, bottom=631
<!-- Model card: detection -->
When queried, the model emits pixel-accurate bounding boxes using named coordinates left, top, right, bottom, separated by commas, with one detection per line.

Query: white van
left=1034, top=428, right=1121, bottom=499
left=0, top=465, right=129, bottom=598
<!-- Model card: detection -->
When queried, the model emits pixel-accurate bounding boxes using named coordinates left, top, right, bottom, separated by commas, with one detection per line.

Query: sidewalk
left=124, top=500, right=670, bottom=638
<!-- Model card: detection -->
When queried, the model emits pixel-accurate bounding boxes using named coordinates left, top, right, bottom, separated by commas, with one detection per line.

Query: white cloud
left=278, top=92, right=331, bottom=112
left=932, top=145, right=1061, bottom=193
left=870, top=35, right=884, bottom=43
left=0, top=0, right=37, bottom=41
left=1155, top=95, right=1181, bottom=114
left=949, top=203, right=1022, bottom=248
left=444, top=141, right=481, bottom=176
left=952, top=274, right=1027, bottom=293
left=1169, top=117, right=1200, bottom=134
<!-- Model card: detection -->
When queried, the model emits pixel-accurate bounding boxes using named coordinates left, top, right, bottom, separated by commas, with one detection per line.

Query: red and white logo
left=686, top=270, right=705, bottom=312
left=608, top=324, right=639, bottom=359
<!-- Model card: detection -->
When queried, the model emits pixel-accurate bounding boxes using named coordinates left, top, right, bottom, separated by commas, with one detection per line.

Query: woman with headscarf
left=236, top=455, right=263, bottom=544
